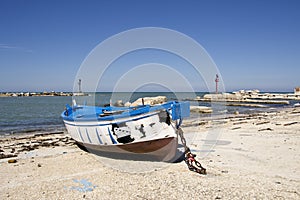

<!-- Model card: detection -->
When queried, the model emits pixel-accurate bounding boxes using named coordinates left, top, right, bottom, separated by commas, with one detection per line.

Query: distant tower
left=78, top=79, right=82, bottom=93
left=215, top=74, right=219, bottom=94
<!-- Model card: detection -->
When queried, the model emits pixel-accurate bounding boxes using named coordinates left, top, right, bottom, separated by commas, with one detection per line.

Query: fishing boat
left=61, top=101, right=190, bottom=162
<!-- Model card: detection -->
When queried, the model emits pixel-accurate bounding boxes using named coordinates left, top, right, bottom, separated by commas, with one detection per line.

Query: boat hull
left=61, top=101, right=191, bottom=162
left=76, top=136, right=178, bottom=162
left=63, top=110, right=179, bottom=161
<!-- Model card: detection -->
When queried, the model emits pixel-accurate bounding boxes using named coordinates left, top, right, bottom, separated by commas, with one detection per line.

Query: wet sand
left=0, top=107, right=299, bottom=199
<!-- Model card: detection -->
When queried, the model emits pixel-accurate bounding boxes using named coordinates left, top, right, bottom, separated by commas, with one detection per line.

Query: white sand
left=0, top=107, right=299, bottom=199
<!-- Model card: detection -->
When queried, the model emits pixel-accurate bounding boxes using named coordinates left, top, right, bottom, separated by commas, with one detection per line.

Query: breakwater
left=0, top=91, right=72, bottom=97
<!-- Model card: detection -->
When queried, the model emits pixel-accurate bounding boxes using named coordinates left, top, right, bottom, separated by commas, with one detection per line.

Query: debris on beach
left=256, top=121, right=271, bottom=125
left=0, top=153, right=17, bottom=159
left=283, top=122, right=298, bottom=126
left=7, top=159, right=17, bottom=163
left=258, top=128, right=273, bottom=132
left=69, top=179, right=97, bottom=192
left=0, top=132, right=76, bottom=160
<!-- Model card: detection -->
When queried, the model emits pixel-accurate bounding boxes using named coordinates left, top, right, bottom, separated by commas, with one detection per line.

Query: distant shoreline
left=1, top=90, right=299, bottom=100
left=0, top=92, right=73, bottom=97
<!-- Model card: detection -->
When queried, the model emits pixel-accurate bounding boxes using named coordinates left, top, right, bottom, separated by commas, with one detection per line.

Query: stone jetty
left=193, top=89, right=300, bottom=105
left=0, top=91, right=73, bottom=97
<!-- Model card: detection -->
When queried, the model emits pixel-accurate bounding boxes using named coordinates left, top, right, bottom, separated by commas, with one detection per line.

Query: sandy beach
left=1, top=107, right=299, bottom=199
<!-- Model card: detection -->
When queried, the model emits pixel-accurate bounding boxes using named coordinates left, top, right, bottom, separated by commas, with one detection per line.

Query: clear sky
left=0, top=0, right=299, bottom=92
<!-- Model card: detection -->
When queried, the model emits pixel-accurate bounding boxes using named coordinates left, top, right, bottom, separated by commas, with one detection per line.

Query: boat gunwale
left=62, top=111, right=161, bottom=126
left=61, top=101, right=178, bottom=122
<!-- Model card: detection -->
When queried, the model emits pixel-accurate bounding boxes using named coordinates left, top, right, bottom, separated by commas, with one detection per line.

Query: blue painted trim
left=61, top=101, right=190, bottom=122
left=107, top=127, right=117, bottom=144
left=77, top=128, right=84, bottom=142
left=85, top=128, right=92, bottom=143
left=95, top=128, right=103, bottom=144
left=63, top=112, right=157, bottom=127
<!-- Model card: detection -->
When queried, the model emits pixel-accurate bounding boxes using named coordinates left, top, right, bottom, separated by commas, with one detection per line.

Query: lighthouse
left=73, top=79, right=86, bottom=96
left=215, top=74, right=219, bottom=94
left=78, top=79, right=82, bottom=93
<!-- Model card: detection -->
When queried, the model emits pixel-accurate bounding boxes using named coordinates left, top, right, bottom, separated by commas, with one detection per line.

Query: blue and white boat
left=61, top=101, right=190, bottom=161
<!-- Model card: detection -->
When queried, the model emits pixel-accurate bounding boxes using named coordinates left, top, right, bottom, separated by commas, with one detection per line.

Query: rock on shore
left=130, top=96, right=167, bottom=106
left=190, top=106, right=213, bottom=113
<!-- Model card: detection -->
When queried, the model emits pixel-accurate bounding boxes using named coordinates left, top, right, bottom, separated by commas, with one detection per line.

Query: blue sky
left=0, top=0, right=299, bottom=92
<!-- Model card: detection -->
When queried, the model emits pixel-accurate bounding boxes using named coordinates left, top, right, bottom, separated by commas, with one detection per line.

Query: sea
left=0, top=92, right=298, bottom=136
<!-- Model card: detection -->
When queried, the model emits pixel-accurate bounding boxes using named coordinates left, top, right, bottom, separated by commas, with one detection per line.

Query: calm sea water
left=0, top=96, right=71, bottom=135
left=0, top=92, right=296, bottom=135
